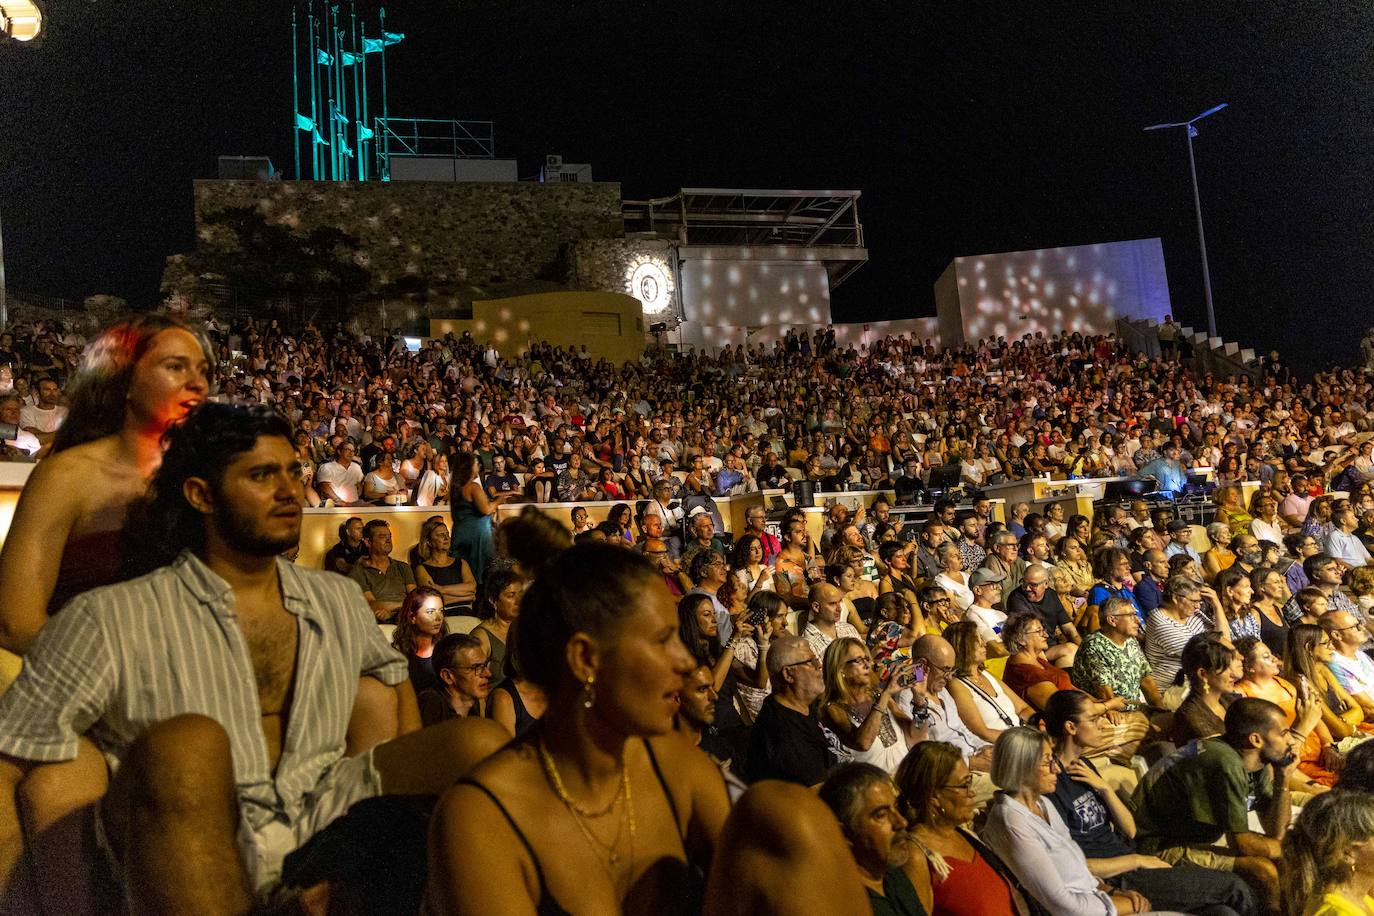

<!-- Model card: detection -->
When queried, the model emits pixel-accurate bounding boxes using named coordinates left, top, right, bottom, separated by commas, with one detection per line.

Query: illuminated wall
left=680, top=318, right=940, bottom=352
left=679, top=258, right=831, bottom=329
left=934, top=238, right=1172, bottom=347
left=430, top=291, right=645, bottom=364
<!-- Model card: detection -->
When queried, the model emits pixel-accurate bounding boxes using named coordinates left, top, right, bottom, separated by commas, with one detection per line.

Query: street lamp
left=1144, top=102, right=1228, bottom=339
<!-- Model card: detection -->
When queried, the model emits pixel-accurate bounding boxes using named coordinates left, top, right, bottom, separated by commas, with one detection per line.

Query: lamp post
left=1144, top=102, right=1228, bottom=339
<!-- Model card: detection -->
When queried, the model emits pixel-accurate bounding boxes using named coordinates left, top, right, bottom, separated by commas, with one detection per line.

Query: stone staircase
left=1115, top=316, right=1261, bottom=380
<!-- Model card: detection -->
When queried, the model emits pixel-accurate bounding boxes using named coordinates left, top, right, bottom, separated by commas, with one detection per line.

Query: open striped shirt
left=0, top=550, right=405, bottom=834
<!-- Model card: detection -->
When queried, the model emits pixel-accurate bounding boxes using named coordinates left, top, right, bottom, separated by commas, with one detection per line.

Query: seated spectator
left=681, top=509, right=729, bottom=571
left=933, top=542, right=974, bottom=613
left=0, top=403, right=504, bottom=913
left=1249, top=566, right=1291, bottom=659
left=1320, top=609, right=1374, bottom=721
left=1327, top=503, right=1372, bottom=569
left=867, top=592, right=920, bottom=689
left=348, top=519, right=417, bottom=623
left=944, top=621, right=1031, bottom=744
left=1145, top=574, right=1219, bottom=687
left=471, top=568, right=523, bottom=690
left=1202, top=522, right=1237, bottom=581
left=1054, top=535, right=1095, bottom=599
left=672, top=663, right=742, bottom=789
left=1005, top=566, right=1080, bottom=666
left=896, top=741, right=1023, bottom=916
left=323, top=515, right=366, bottom=575
left=820, top=637, right=918, bottom=775
left=678, top=592, right=750, bottom=756
left=486, top=619, right=545, bottom=738
left=1281, top=790, right=1374, bottom=916
left=686, top=549, right=735, bottom=643
left=1288, top=622, right=1374, bottom=744
left=979, top=530, right=1021, bottom=605
left=963, top=568, right=1009, bottom=657
left=315, top=439, right=364, bottom=505
left=1084, top=546, right=1142, bottom=631
left=1132, top=698, right=1298, bottom=914
left=910, top=634, right=996, bottom=798
left=362, top=438, right=404, bottom=504
left=413, top=518, right=477, bottom=611
left=391, top=586, right=447, bottom=693
left=1070, top=596, right=1166, bottom=712
left=554, top=451, right=597, bottom=503
left=832, top=543, right=881, bottom=618
left=483, top=453, right=520, bottom=500
left=644, top=535, right=690, bottom=597
left=1134, top=548, right=1169, bottom=617
left=523, top=456, right=554, bottom=502
left=803, top=582, right=861, bottom=658
left=1280, top=532, right=1321, bottom=595
left=982, top=727, right=1149, bottom=915
left=1234, top=635, right=1335, bottom=791
left=430, top=515, right=734, bottom=915
left=878, top=540, right=922, bottom=611
left=826, top=563, right=872, bottom=637
left=919, top=585, right=962, bottom=636
left=1172, top=633, right=1242, bottom=745
left=1040, top=690, right=1258, bottom=916
left=748, top=635, right=834, bottom=785
left=819, top=762, right=934, bottom=916
left=1165, top=519, right=1203, bottom=570
left=732, top=590, right=786, bottom=721
left=416, top=633, right=493, bottom=725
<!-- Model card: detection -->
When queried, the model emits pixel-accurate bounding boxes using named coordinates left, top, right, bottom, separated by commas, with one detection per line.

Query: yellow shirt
left=1305, top=892, right=1374, bottom=916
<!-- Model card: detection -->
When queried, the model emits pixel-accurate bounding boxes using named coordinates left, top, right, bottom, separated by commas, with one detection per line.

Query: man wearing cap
left=1164, top=520, right=1202, bottom=568
left=963, top=568, right=1009, bottom=657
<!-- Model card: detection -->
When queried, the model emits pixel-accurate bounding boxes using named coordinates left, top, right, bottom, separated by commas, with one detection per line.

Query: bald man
left=911, top=635, right=996, bottom=803
left=802, top=582, right=858, bottom=658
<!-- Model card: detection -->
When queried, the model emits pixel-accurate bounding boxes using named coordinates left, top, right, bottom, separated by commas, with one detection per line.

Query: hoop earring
left=582, top=676, right=597, bottom=710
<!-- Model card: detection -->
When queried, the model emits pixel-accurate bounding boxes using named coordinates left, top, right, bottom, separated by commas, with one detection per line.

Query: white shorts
left=97, top=749, right=383, bottom=897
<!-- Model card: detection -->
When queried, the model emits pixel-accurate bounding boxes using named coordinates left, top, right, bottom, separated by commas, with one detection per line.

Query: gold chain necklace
left=537, top=738, right=637, bottom=871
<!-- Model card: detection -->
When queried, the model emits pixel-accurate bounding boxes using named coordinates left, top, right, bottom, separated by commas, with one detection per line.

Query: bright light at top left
left=0, top=1, right=44, bottom=42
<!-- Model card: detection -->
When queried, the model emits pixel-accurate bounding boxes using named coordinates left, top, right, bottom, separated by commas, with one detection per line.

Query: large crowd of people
left=2, top=313, right=1374, bottom=914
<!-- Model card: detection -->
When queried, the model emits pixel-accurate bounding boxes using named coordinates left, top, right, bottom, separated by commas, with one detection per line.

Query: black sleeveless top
left=489, top=679, right=539, bottom=737
left=458, top=739, right=697, bottom=916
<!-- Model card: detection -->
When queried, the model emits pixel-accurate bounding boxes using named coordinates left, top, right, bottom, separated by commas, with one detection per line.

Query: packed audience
left=3, top=314, right=1374, bottom=915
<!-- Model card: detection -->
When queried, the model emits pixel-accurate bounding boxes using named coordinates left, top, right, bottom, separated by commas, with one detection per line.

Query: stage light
left=0, top=0, right=43, bottom=42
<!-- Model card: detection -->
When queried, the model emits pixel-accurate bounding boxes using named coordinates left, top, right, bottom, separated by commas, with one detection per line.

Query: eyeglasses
left=941, top=779, right=975, bottom=793
left=451, top=661, right=492, bottom=674
left=843, top=657, right=873, bottom=670
left=782, top=656, right=822, bottom=672
left=1023, top=580, right=1047, bottom=590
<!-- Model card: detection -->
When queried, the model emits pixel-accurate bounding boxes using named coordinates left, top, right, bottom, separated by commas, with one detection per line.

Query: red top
left=1003, top=656, right=1072, bottom=698
left=933, top=851, right=1017, bottom=916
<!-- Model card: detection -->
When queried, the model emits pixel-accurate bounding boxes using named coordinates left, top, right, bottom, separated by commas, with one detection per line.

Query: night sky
left=3, top=1, right=1372, bottom=372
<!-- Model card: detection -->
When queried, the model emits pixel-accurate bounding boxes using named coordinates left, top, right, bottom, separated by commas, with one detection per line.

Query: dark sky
left=3, top=1, right=1372, bottom=371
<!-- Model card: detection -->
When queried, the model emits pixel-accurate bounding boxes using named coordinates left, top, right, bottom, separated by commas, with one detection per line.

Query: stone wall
left=162, top=180, right=625, bottom=322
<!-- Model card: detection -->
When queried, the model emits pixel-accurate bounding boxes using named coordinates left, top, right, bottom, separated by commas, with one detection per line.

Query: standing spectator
left=450, top=451, right=509, bottom=586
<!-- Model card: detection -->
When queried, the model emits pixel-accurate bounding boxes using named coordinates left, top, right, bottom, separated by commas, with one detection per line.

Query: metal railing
left=376, top=117, right=495, bottom=179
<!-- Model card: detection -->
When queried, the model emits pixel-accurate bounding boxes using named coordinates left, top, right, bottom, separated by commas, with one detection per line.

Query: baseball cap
left=1167, top=520, right=1190, bottom=533
left=969, top=568, right=1006, bottom=587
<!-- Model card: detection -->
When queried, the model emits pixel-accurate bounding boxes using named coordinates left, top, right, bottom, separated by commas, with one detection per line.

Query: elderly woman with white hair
left=981, top=727, right=1153, bottom=915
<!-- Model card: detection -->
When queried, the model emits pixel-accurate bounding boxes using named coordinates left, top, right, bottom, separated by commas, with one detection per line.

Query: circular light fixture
left=0, top=0, right=44, bottom=43
left=625, top=255, right=674, bottom=318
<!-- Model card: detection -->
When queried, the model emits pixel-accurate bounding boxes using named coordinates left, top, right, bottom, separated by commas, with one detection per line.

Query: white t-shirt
left=19, top=403, right=65, bottom=434
left=315, top=460, right=364, bottom=504
left=964, top=604, right=1008, bottom=645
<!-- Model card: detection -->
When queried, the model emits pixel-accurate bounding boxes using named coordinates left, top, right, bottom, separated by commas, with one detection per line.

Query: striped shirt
left=1144, top=609, right=1210, bottom=687
left=0, top=551, right=405, bottom=834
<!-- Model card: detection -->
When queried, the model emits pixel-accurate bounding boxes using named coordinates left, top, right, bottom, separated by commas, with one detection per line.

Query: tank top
left=489, top=678, right=539, bottom=737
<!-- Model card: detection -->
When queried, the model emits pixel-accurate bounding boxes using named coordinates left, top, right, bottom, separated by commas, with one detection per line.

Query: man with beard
left=819, top=762, right=931, bottom=916
left=1132, top=697, right=1297, bottom=914
left=0, top=404, right=504, bottom=914
left=672, top=664, right=741, bottom=787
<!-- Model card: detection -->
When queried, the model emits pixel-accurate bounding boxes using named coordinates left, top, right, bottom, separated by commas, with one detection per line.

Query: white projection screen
left=936, top=238, right=1173, bottom=346
left=679, top=259, right=831, bottom=328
